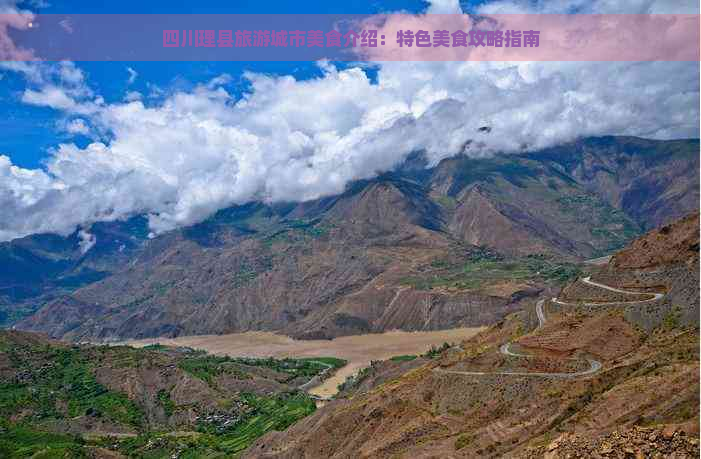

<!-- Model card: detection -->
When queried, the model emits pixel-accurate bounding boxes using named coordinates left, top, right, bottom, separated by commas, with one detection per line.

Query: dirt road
left=436, top=276, right=666, bottom=380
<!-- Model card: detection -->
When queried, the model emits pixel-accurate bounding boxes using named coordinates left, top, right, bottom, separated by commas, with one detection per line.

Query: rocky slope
left=8, top=136, right=700, bottom=341
left=562, top=211, right=700, bottom=327
left=0, top=330, right=345, bottom=458
left=243, top=212, right=700, bottom=458
left=0, top=217, right=150, bottom=327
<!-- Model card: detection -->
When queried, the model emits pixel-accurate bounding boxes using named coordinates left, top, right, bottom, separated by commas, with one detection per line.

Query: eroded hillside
left=243, top=213, right=700, bottom=458
left=8, top=137, right=700, bottom=341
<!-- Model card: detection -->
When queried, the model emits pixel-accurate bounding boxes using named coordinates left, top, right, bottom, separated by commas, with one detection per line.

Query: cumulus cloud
left=0, top=61, right=42, bottom=83
left=6, top=60, right=97, bottom=114
left=0, top=0, right=697, bottom=242
left=58, top=61, right=85, bottom=85
left=14, top=61, right=104, bottom=115
left=22, top=86, right=78, bottom=110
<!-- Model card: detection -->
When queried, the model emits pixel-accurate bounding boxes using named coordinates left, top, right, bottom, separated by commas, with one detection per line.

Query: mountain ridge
left=5, top=136, right=699, bottom=341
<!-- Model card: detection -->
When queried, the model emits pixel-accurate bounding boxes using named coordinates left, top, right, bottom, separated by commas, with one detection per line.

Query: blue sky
left=1, top=60, right=341, bottom=168
left=0, top=0, right=697, bottom=242
left=3, top=0, right=485, bottom=168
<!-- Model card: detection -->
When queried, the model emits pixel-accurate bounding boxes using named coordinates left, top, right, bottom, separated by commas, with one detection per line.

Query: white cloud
left=126, top=66, right=138, bottom=85
left=22, top=86, right=77, bottom=111
left=0, top=60, right=88, bottom=88
left=0, top=0, right=697, bottom=242
left=58, top=61, right=84, bottom=85
left=207, top=73, right=232, bottom=88
left=8, top=60, right=95, bottom=115
left=426, top=0, right=462, bottom=13
left=0, top=61, right=42, bottom=83
left=124, top=90, right=142, bottom=102
left=77, top=228, right=96, bottom=254
left=146, top=82, right=164, bottom=99
left=64, top=118, right=90, bottom=135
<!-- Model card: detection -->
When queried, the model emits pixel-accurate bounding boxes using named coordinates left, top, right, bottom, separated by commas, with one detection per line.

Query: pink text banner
left=1, top=14, right=698, bottom=61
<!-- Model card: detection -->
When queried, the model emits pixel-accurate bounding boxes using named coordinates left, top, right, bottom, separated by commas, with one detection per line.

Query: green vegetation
left=105, top=345, right=155, bottom=369
left=432, top=195, right=457, bottom=210
left=0, top=304, right=42, bottom=328
left=449, top=157, right=540, bottom=191
left=216, top=393, right=314, bottom=453
left=0, top=345, right=143, bottom=428
left=389, top=355, right=417, bottom=362
left=423, top=342, right=454, bottom=359
left=110, top=432, right=223, bottom=459
left=261, top=218, right=331, bottom=248
left=522, top=254, right=581, bottom=282
left=285, top=219, right=330, bottom=239
left=454, top=433, right=473, bottom=450
left=337, top=360, right=382, bottom=393
left=54, top=268, right=109, bottom=289
left=178, top=356, right=251, bottom=386
left=229, top=256, right=274, bottom=288
left=401, top=249, right=580, bottom=291
left=231, top=264, right=259, bottom=288
left=142, top=343, right=169, bottom=351
left=229, top=356, right=346, bottom=378
left=178, top=354, right=346, bottom=386
left=0, top=419, right=87, bottom=459
left=557, top=194, right=640, bottom=256
left=157, top=389, right=176, bottom=417
left=112, top=393, right=315, bottom=457
left=300, top=357, right=347, bottom=368
left=662, top=305, right=682, bottom=330
left=0, top=336, right=331, bottom=459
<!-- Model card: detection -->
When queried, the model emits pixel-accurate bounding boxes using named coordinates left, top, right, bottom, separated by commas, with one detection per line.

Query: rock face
left=610, top=212, right=699, bottom=269
left=6, top=136, right=701, bottom=341
left=241, top=213, right=700, bottom=458
left=532, top=426, right=700, bottom=459
left=593, top=212, right=700, bottom=327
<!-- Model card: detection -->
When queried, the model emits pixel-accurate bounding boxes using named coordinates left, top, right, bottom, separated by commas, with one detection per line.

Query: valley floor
left=124, top=327, right=484, bottom=398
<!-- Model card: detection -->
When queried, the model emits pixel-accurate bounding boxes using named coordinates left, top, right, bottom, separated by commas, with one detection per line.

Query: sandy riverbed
left=124, top=327, right=484, bottom=398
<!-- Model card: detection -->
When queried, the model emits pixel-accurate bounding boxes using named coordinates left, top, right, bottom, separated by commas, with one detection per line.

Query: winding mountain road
left=552, top=276, right=663, bottom=306
left=434, top=358, right=602, bottom=379
left=434, top=276, right=664, bottom=379
left=535, top=298, right=546, bottom=328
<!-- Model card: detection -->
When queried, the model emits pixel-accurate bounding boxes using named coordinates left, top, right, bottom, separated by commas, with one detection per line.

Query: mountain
left=0, top=329, right=345, bottom=457
left=8, top=136, right=700, bottom=341
left=242, top=212, right=700, bottom=458
left=0, top=217, right=150, bottom=326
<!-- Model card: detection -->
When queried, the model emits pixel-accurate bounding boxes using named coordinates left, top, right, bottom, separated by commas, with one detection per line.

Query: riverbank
left=124, top=327, right=484, bottom=398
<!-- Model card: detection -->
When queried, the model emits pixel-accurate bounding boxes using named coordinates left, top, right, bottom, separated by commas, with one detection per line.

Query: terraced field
left=0, top=331, right=341, bottom=458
